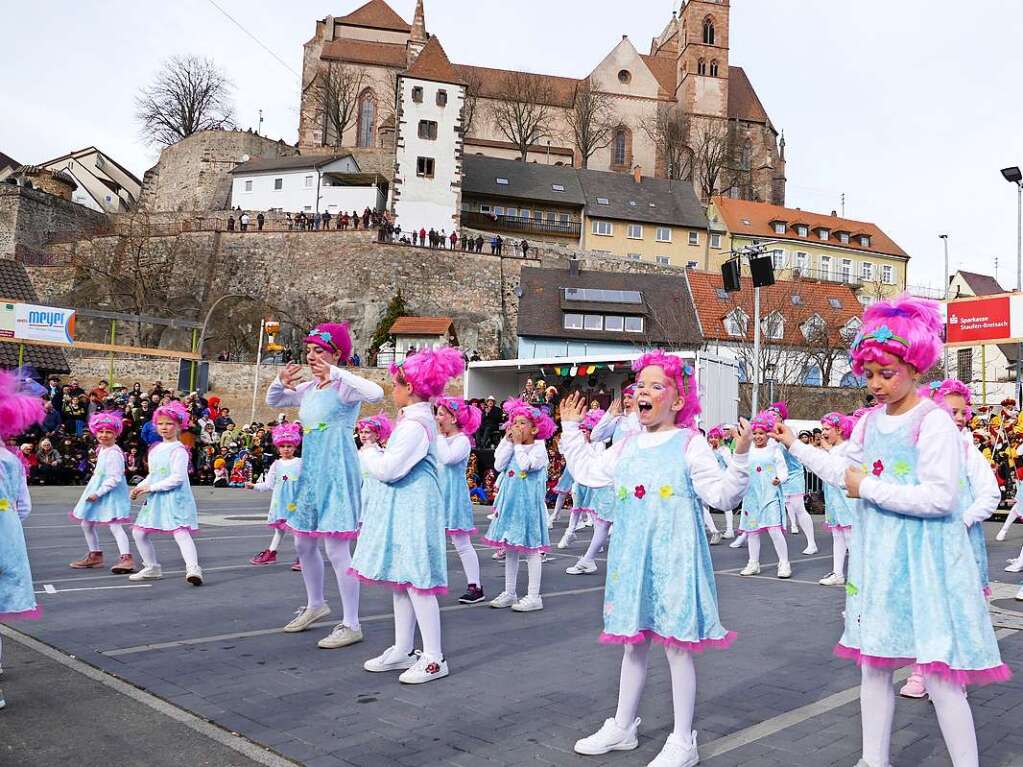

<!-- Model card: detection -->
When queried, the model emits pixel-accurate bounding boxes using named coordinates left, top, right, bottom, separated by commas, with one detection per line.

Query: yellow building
left=708, top=196, right=909, bottom=298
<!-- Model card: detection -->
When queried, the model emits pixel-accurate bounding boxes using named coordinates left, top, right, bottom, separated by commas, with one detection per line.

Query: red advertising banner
left=945, top=295, right=1012, bottom=345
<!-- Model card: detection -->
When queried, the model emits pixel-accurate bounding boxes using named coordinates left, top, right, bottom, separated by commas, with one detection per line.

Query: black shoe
left=458, top=584, right=485, bottom=604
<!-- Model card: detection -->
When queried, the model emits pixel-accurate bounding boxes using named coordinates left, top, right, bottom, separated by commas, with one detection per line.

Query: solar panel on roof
left=564, top=288, right=643, bottom=304
left=597, top=197, right=609, bottom=205
left=829, top=298, right=842, bottom=309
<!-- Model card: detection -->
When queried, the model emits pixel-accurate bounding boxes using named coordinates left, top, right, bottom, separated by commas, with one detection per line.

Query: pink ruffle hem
left=0, top=605, right=43, bottom=621
left=983, top=585, right=993, bottom=598
left=285, top=525, right=359, bottom=540
left=345, top=568, right=448, bottom=596
left=446, top=527, right=477, bottom=537
left=480, top=537, right=551, bottom=554
left=744, top=525, right=784, bottom=534
left=600, top=629, right=738, bottom=653
left=824, top=523, right=853, bottom=532
left=833, top=644, right=1012, bottom=686
left=266, top=520, right=288, bottom=531
left=69, top=511, right=132, bottom=526
left=132, top=524, right=198, bottom=535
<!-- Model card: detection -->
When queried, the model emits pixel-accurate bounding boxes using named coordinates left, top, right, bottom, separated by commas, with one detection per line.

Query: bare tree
left=459, top=68, right=484, bottom=138
left=642, top=103, right=693, bottom=180
left=689, top=119, right=741, bottom=201
left=319, top=61, right=368, bottom=148
left=565, top=78, right=615, bottom=168
left=135, top=55, right=235, bottom=147
left=490, top=71, right=555, bottom=161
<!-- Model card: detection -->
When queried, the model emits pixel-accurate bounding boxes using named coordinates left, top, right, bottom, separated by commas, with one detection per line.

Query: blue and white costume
left=71, top=445, right=131, bottom=525
left=0, top=450, right=39, bottom=620
left=133, top=441, right=198, bottom=534
left=436, top=433, right=476, bottom=536
left=251, top=457, right=302, bottom=530
left=483, top=440, right=550, bottom=553
left=780, top=447, right=805, bottom=498
left=822, top=441, right=856, bottom=531
left=740, top=444, right=787, bottom=533
left=958, top=430, right=1000, bottom=596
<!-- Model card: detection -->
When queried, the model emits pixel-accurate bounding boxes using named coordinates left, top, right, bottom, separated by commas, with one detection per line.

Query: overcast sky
left=4, top=0, right=1022, bottom=291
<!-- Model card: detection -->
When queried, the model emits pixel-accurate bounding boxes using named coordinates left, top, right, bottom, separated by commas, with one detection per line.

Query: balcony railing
left=461, top=211, right=581, bottom=239
left=786, top=266, right=863, bottom=287
left=908, top=284, right=946, bottom=300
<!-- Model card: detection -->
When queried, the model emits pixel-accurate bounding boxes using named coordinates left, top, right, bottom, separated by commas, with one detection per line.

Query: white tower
left=392, top=36, right=465, bottom=235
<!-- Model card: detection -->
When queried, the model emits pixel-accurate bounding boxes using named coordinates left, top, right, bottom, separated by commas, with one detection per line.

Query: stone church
left=299, top=0, right=785, bottom=205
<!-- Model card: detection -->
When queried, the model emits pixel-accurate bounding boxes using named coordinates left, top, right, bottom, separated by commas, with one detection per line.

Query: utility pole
left=939, top=234, right=949, bottom=377
left=840, top=193, right=845, bottom=217
left=258, top=109, right=264, bottom=136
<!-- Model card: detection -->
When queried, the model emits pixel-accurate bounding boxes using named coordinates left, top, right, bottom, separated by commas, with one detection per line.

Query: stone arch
left=703, top=16, right=715, bottom=45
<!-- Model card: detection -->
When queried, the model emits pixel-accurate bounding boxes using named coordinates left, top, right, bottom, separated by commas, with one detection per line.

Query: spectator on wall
left=257, top=212, right=265, bottom=231
left=240, top=212, right=250, bottom=231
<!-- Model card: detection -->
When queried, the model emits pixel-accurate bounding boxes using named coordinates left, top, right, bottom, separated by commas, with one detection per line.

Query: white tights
left=267, top=529, right=284, bottom=552
left=746, top=528, right=788, bottom=565
left=831, top=528, right=850, bottom=576
left=701, top=506, right=719, bottom=534
left=392, top=589, right=443, bottom=658
left=294, top=536, right=361, bottom=630
left=999, top=499, right=1021, bottom=538
left=132, top=528, right=198, bottom=569
left=785, top=494, right=817, bottom=549
left=450, top=533, right=481, bottom=587
left=578, top=519, right=610, bottom=566
left=504, top=550, right=542, bottom=598
left=550, top=492, right=569, bottom=525
left=613, top=641, right=696, bottom=738
left=81, top=521, right=131, bottom=556
left=860, top=666, right=977, bottom=767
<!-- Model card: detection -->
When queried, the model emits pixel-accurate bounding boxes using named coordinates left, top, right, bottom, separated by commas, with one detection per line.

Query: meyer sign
left=0, top=302, right=76, bottom=344
left=945, top=292, right=1023, bottom=346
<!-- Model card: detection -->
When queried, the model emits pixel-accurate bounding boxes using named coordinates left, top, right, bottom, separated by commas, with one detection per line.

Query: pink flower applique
left=872, top=460, right=884, bottom=477
left=755, top=466, right=762, bottom=473
left=507, top=470, right=515, bottom=478
left=634, top=485, right=646, bottom=499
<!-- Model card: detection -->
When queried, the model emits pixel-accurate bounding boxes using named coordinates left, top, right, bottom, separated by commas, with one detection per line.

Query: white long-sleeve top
left=435, top=433, right=471, bottom=466
left=961, top=431, right=1000, bottom=527
left=714, top=445, right=733, bottom=468
left=266, top=365, right=384, bottom=408
left=361, top=401, right=433, bottom=483
left=559, top=423, right=749, bottom=511
left=590, top=411, right=641, bottom=444
left=5, top=457, right=32, bottom=521
left=749, top=443, right=788, bottom=484
left=250, top=457, right=302, bottom=492
left=494, top=438, right=548, bottom=473
left=789, top=401, right=960, bottom=518
left=139, top=441, right=189, bottom=493
left=91, top=446, right=126, bottom=498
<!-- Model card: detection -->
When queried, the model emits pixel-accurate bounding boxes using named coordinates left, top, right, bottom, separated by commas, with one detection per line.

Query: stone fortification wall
left=0, top=186, right=111, bottom=262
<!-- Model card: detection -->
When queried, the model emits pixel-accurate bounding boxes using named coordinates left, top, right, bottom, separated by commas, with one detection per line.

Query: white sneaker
left=511, top=595, right=543, bottom=612
left=1006, top=559, right=1023, bottom=573
left=790, top=527, right=800, bottom=535
left=709, top=532, right=722, bottom=545
left=557, top=532, right=577, bottom=549
left=777, top=561, right=792, bottom=579
left=996, top=529, right=1008, bottom=542
left=487, top=512, right=497, bottom=520
left=819, top=572, right=846, bottom=586
left=1016, top=586, right=1023, bottom=602
left=739, top=561, right=760, bottom=576
left=566, top=560, right=597, bottom=575
left=489, top=591, right=517, bottom=608
left=546, top=515, right=554, bottom=530
left=399, top=653, right=449, bottom=684
left=574, top=717, right=640, bottom=755
left=722, top=530, right=735, bottom=539
left=317, top=623, right=364, bottom=649
left=128, top=564, right=162, bottom=581
left=728, top=534, right=747, bottom=549
left=583, top=516, right=594, bottom=528
left=364, top=645, right=417, bottom=672
left=283, top=604, right=331, bottom=632
left=0, top=688, right=5, bottom=711
left=802, top=544, right=819, bottom=555
left=647, top=730, right=699, bottom=767
left=185, top=565, right=203, bottom=586
left=491, top=549, right=505, bottom=561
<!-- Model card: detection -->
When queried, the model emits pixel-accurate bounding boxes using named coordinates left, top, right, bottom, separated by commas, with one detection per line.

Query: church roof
left=405, top=37, right=462, bottom=85
left=639, top=54, right=676, bottom=98
left=321, top=38, right=407, bottom=68
left=337, top=0, right=410, bottom=32
left=728, top=67, right=770, bottom=125
left=452, top=64, right=579, bottom=108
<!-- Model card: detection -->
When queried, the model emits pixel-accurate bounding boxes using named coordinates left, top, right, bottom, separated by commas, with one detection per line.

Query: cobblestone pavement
left=2, top=487, right=1023, bottom=767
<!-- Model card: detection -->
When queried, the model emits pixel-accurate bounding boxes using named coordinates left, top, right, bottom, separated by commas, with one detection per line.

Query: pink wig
left=0, top=370, right=45, bottom=439
left=921, top=378, right=973, bottom=422
left=820, top=412, right=853, bottom=440
left=768, top=401, right=789, bottom=420
left=390, top=347, right=464, bottom=400
left=435, top=396, right=482, bottom=437
left=707, top=425, right=725, bottom=440
left=631, top=351, right=701, bottom=429
left=271, top=422, right=302, bottom=447
left=88, top=411, right=124, bottom=436
left=622, top=383, right=638, bottom=398
left=152, top=400, right=190, bottom=429
left=750, top=410, right=778, bottom=433
left=357, top=413, right=394, bottom=444
left=580, top=408, right=606, bottom=432
left=304, top=322, right=352, bottom=361
left=502, top=397, right=556, bottom=440
left=850, top=294, right=943, bottom=375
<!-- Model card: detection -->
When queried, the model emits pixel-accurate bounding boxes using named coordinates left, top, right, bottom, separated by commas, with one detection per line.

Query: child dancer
left=767, top=402, right=818, bottom=554
left=247, top=422, right=303, bottom=566
left=356, top=412, right=393, bottom=510
left=129, top=402, right=204, bottom=586
left=558, top=409, right=608, bottom=550
left=548, top=460, right=573, bottom=530
left=817, top=412, right=855, bottom=587
left=559, top=352, right=751, bottom=766
left=739, top=411, right=791, bottom=578
left=564, top=409, right=619, bottom=575
left=267, top=323, right=383, bottom=649
left=69, top=412, right=135, bottom=574
left=350, top=348, right=462, bottom=684
left=775, top=296, right=1010, bottom=767
left=707, top=425, right=736, bottom=539
left=483, top=399, right=555, bottom=611
left=0, top=371, right=45, bottom=709
left=434, top=396, right=486, bottom=604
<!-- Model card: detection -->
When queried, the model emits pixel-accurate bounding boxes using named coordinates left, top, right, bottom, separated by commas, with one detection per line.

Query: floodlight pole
left=733, top=238, right=782, bottom=417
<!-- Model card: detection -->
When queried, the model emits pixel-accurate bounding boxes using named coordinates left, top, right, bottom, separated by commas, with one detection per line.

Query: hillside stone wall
left=0, top=186, right=111, bottom=262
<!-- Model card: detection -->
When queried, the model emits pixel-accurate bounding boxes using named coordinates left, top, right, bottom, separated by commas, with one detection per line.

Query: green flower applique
left=891, top=460, right=911, bottom=478
left=846, top=582, right=859, bottom=597
left=617, top=486, right=628, bottom=501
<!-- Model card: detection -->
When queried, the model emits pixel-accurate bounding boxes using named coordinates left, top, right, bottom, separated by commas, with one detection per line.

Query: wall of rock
left=0, top=186, right=111, bottom=262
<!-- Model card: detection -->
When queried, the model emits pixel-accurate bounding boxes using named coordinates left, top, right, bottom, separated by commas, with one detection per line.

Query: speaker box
left=721, top=259, right=741, bottom=292
left=749, top=256, right=776, bottom=288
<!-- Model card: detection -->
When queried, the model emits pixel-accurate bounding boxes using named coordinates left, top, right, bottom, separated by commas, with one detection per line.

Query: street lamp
left=1001, top=166, right=1022, bottom=403
left=939, top=234, right=949, bottom=377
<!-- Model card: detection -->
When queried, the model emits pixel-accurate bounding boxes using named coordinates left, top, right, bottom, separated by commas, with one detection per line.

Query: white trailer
left=465, top=351, right=739, bottom=429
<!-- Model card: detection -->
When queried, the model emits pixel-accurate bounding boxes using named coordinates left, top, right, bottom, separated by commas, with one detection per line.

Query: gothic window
left=709, top=59, right=719, bottom=77
left=740, top=139, right=752, bottom=170
left=612, top=127, right=631, bottom=168
left=357, top=90, right=376, bottom=148
left=697, top=58, right=707, bottom=76
left=703, top=17, right=715, bottom=45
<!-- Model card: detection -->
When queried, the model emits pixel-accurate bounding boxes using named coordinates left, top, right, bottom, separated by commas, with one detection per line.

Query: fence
left=461, top=211, right=582, bottom=239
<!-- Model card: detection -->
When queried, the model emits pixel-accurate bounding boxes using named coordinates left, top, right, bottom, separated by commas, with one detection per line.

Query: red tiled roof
left=406, top=37, right=462, bottom=84
left=321, top=38, right=408, bottom=67
left=639, top=54, right=677, bottom=98
left=713, top=196, right=910, bottom=260
left=686, top=270, right=863, bottom=346
left=390, top=316, right=455, bottom=335
left=338, top=0, right=410, bottom=32
left=957, top=270, right=1005, bottom=296
left=728, top=67, right=769, bottom=124
left=452, top=63, right=579, bottom=108
left=464, top=136, right=574, bottom=157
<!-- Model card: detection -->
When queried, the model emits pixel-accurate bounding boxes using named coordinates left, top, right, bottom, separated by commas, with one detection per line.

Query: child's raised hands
left=770, top=420, right=796, bottom=448
left=559, top=392, right=587, bottom=423
left=732, top=417, right=752, bottom=454
left=606, top=397, right=623, bottom=418
left=279, top=363, right=304, bottom=390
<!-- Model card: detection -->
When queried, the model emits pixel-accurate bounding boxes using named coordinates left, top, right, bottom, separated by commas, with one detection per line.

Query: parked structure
left=229, top=154, right=386, bottom=215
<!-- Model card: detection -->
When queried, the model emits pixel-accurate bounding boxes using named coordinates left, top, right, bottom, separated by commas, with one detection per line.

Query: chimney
left=633, top=165, right=642, bottom=184
left=831, top=210, right=838, bottom=217
left=569, top=257, right=581, bottom=276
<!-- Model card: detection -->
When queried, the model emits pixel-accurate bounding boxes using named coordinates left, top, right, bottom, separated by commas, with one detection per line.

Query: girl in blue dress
left=740, top=411, right=792, bottom=579
left=129, top=401, right=204, bottom=586
left=557, top=408, right=608, bottom=550
left=69, top=411, right=135, bottom=574
left=766, top=402, right=818, bottom=554
left=246, top=421, right=303, bottom=567
left=776, top=296, right=1010, bottom=767
left=483, top=398, right=555, bottom=612
left=356, top=412, right=393, bottom=518
left=0, top=370, right=46, bottom=710
left=817, top=411, right=856, bottom=587
left=350, top=348, right=463, bottom=685
left=560, top=351, right=751, bottom=767
left=266, top=322, right=384, bottom=649
left=706, top=425, right=736, bottom=539
left=434, top=396, right=485, bottom=604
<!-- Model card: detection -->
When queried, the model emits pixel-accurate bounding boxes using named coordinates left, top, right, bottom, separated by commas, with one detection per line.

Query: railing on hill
left=907, top=284, right=946, bottom=300
left=788, top=266, right=863, bottom=288
left=461, top=211, right=581, bottom=239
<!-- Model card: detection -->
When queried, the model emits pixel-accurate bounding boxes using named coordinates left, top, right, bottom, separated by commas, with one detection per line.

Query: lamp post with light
left=1001, top=166, right=1022, bottom=402
left=939, top=234, right=949, bottom=377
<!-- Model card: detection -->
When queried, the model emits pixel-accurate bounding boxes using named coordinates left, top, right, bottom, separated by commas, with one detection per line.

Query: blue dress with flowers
left=134, top=442, right=198, bottom=533
left=483, top=446, right=550, bottom=553
left=264, top=457, right=301, bottom=530
left=780, top=447, right=806, bottom=497
left=71, top=446, right=132, bottom=525
left=0, top=450, right=38, bottom=620
left=739, top=446, right=786, bottom=533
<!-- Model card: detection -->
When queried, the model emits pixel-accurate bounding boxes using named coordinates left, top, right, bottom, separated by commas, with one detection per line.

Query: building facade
left=35, top=147, right=141, bottom=213
left=228, top=155, right=385, bottom=215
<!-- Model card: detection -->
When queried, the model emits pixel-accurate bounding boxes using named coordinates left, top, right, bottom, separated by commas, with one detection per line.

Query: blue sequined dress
left=739, top=446, right=786, bottom=533
left=483, top=443, right=550, bottom=553
left=133, top=442, right=198, bottom=534
left=0, top=450, right=39, bottom=620
left=71, top=446, right=132, bottom=525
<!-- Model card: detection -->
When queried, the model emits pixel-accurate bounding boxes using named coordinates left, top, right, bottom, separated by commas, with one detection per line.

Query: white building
left=228, top=154, right=386, bottom=215
left=392, top=36, right=464, bottom=234
left=36, top=147, right=141, bottom=213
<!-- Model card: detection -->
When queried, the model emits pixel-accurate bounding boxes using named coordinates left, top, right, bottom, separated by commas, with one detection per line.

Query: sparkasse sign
left=945, top=292, right=1023, bottom=346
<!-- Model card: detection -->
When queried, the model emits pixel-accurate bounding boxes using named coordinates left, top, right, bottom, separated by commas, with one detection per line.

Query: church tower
left=407, top=0, right=428, bottom=67
left=676, top=0, right=730, bottom=118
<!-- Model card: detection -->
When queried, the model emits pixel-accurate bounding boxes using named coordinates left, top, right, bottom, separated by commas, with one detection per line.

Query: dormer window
left=772, top=222, right=786, bottom=234
left=818, top=228, right=830, bottom=241
left=795, top=224, right=808, bottom=237
left=838, top=232, right=850, bottom=244
left=724, top=308, right=748, bottom=337
left=859, top=235, right=871, bottom=247
left=762, top=311, right=785, bottom=340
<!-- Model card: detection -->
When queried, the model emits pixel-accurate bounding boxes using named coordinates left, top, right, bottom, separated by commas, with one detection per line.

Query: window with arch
left=612, top=127, right=630, bottom=168
left=801, top=365, right=823, bottom=387
left=840, top=371, right=866, bottom=388
left=357, top=90, right=376, bottom=148
left=709, top=60, right=719, bottom=77
left=703, top=17, right=715, bottom=45
left=740, top=139, right=752, bottom=170
left=697, top=58, right=707, bottom=76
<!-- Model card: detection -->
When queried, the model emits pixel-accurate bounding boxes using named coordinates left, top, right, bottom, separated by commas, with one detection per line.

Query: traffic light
left=265, top=320, right=283, bottom=353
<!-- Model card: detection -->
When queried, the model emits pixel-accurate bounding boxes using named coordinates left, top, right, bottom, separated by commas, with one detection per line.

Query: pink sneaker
left=291, top=559, right=302, bottom=572
left=899, top=672, right=927, bottom=699
left=249, top=549, right=278, bottom=566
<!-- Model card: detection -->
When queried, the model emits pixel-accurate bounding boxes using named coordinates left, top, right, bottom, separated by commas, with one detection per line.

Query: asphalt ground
left=2, top=487, right=1023, bottom=767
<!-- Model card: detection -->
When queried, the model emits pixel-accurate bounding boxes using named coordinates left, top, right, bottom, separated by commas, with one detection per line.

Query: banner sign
left=945, top=293, right=1023, bottom=346
left=0, top=302, right=76, bottom=344
left=0, top=302, right=14, bottom=339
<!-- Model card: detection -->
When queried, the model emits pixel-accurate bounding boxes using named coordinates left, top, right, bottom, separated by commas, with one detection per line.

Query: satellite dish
left=240, top=154, right=250, bottom=162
